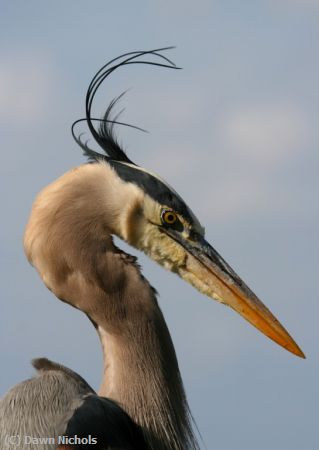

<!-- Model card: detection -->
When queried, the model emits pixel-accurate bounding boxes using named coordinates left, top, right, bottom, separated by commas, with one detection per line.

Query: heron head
left=72, top=48, right=304, bottom=359
left=98, top=158, right=304, bottom=359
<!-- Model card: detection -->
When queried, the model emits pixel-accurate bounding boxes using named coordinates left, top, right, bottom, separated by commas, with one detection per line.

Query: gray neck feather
left=95, top=254, right=199, bottom=450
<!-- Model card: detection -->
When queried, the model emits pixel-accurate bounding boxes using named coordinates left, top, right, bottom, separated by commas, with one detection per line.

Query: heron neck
left=95, top=276, right=198, bottom=450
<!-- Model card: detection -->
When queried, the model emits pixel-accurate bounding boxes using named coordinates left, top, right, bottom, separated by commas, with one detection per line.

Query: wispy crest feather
left=71, top=47, right=180, bottom=164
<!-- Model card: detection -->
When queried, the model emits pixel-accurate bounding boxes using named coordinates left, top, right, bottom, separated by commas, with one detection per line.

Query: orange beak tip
left=292, top=347, right=306, bottom=359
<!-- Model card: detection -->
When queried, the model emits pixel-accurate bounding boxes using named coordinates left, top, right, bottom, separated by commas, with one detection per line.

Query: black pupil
left=166, top=213, right=175, bottom=222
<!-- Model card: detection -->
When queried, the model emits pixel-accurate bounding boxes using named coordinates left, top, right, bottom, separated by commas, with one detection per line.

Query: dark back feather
left=63, top=395, right=147, bottom=450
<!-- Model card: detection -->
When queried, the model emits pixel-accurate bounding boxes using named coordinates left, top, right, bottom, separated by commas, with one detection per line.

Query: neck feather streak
left=96, top=275, right=199, bottom=450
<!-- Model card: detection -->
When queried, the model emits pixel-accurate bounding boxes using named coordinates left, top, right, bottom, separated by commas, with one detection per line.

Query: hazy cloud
left=218, top=103, right=309, bottom=167
left=0, top=53, right=54, bottom=126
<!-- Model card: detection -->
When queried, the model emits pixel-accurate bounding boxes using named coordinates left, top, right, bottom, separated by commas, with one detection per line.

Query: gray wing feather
left=0, top=359, right=94, bottom=450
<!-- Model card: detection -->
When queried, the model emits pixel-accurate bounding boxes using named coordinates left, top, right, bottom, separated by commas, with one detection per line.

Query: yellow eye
left=161, top=210, right=177, bottom=225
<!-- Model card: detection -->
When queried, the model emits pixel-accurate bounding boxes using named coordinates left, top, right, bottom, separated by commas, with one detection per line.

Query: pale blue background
left=1, top=1, right=318, bottom=449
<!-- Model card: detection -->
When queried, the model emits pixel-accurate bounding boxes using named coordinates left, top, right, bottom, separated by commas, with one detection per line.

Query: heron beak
left=164, top=229, right=305, bottom=358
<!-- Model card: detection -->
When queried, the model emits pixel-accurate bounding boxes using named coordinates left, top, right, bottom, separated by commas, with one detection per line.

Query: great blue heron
left=0, top=48, right=304, bottom=450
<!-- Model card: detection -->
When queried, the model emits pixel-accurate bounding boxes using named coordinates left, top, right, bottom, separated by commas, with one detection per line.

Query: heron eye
left=161, top=210, right=178, bottom=225
left=162, top=209, right=177, bottom=225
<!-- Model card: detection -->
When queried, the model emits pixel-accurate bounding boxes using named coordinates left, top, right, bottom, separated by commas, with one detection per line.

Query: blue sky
left=1, top=1, right=318, bottom=449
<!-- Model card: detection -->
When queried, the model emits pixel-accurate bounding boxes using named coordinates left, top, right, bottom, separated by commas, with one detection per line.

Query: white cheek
left=137, top=225, right=186, bottom=271
left=163, top=260, right=174, bottom=271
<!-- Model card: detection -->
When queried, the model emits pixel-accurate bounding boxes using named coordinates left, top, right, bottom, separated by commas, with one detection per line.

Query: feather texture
left=71, top=47, right=180, bottom=164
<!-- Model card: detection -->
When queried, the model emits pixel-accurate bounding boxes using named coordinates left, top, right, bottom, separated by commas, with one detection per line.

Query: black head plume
left=71, top=47, right=180, bottom=165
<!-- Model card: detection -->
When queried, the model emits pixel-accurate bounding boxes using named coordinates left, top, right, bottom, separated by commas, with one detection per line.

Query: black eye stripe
left=109, top=160, right=195, bottom=225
